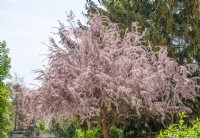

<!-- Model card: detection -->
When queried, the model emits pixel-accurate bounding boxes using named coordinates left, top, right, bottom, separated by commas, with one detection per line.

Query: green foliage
left=50, top=118, right=76, bottom=137
left=76, top=127, right=102, bottom=138
left=0, top=41, right=11, bottom=80
left=76, top=126, right=123, bottom=138
left=51, top=121, right=123, bottom=138
left=157, top=112, right=200, bottom=138
left=0, top=41, right=12, bottom=138
left=123, top=117, right=162, bottom=138
left=37, top=119, right=46, bottom=133
left=0, top=82, right=12, bottom=138
left=109, top=126, right=123, bottom=138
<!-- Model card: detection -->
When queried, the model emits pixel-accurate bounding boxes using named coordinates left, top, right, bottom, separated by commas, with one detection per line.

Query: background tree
left=21, top=13, right=199, bottom=138
left=0, top=41, right=12, bottom=138
left=86, top=0, right=200, bottom=65
left=10, top=75, right=26, bottom=131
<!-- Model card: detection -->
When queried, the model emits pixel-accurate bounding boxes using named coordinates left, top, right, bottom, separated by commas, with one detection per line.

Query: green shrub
left=37, top=119, right=45, bottom=133
left=50, top=118, right=76, bottom=137
left=76, top=126, right=123, bottom=138
left=76, top=127, right=102, bottom=138
left=109, top=126, right=124, bottom=138
left=157, top=112, right=200, bottom=138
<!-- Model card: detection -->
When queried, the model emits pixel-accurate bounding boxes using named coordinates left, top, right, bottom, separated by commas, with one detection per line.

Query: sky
left=0, top=0, right=98, bottom=87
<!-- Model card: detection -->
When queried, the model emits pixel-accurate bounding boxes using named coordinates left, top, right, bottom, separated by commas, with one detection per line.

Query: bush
left=37, top=119, right=45, bottom=133
left=50, top=118, right=76, bottom=137
left=76, top=127, right=102, bottom=138
left=157, top=112, right=200, bottom=138
left=109, top=126, right=124, bottom=138
left=76, top=126, right=123, bottom=138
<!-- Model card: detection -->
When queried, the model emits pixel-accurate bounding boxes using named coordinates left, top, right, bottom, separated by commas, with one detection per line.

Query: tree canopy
left=21, top=13, right=199, bottom=138
left=85, top=1, right=200, bottom=136
left=0, top=41, right=12, bottom=138
left=86, top=0, right=200, bottom=65
left=0, top=41, right=11, bottom=80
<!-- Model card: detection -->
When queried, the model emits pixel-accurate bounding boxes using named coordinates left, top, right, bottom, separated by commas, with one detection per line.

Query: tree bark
left=101, top=108, right=109, bottom=138
left=14, top=95, right=18, bottom=131
left=84, top=129, right=86, bottom=138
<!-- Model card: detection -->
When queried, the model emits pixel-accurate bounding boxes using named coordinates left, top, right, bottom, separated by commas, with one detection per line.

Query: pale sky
left=0, top=0, right=98, bottom=87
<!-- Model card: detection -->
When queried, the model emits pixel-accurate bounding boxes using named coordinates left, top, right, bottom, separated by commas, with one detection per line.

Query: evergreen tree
left=10, top=75, right=26, bottom=131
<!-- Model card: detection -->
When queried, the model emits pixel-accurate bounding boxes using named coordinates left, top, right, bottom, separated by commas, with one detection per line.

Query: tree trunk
left=14, top=113, right=17, bottom=131
left=84, top=128, right=87, bottom=138
left=14, top=96, right=18, bottom=131
left=101, top=108, right=109, bottom=138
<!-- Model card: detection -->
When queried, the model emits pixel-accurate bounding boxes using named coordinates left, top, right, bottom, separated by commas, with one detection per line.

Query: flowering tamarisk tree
left=22, top=13, right=199, bottom=138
